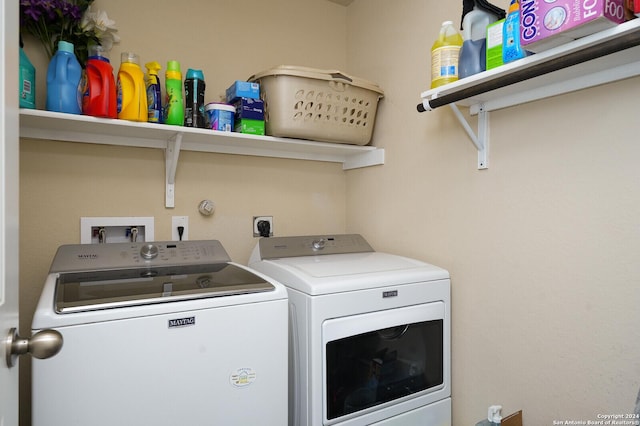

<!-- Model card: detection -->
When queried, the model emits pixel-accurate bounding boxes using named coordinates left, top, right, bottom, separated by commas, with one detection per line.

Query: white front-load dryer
left=249, top=234, right=451, bottom=426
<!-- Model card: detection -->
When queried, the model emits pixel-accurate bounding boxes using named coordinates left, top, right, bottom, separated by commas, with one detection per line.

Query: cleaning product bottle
left=145, top=61, right=163, bottom=124
left=82, top=44, right=117, bottom=118
left=459, top=6, right=499, bottom=78
left=164, top=60, right=184, bottom=126
left=184, top=69, right=206, bottom=128
left=489, top=405, right=502, bottom=426
left=475, top=405, right=503, bottom=426
left=117, top=52, right=147, bottom=122
left=430, top=21, right=464, bottom=89
left=503, top=0, right=526, bottom=64
left=46, top=40, right=82, bottom=114
left=19, top=34, right=36, bottom=109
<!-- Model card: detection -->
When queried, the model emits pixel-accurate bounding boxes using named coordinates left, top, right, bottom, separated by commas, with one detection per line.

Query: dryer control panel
left=256, top=234, right=374, bottom=259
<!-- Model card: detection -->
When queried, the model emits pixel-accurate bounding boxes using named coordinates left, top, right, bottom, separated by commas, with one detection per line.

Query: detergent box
left=234, top=118, right=265, bottom=136
left=519, top=0, right=627, bottom=52
left=225, top=81, right=260, bottom=103
left=486, top=19, right=505, bottom=70
left=233, top=97, right=264, bottom=121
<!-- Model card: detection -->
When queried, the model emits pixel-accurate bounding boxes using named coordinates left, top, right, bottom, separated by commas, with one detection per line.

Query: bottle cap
left=88, top=44, right=109, bottom=60
left=167, top=60, right=181, bottom=71
left=186, top=69, right=205, bottom=81
left=58, top=40, right=74, bottom=53
left=145, top=61, right=161, bottom=75
left=166, top=61, right=182, bottom=79
left=121, top=52, right=139, bottom=65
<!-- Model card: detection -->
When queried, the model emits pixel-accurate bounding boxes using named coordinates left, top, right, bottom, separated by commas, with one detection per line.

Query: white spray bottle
left=475, top=404, right=503, bottom=426
left=488, top=405, right=503, bottom=426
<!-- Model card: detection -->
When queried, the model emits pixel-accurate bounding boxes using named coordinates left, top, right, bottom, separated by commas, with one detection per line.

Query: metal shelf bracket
left=165, top=133, right=183, bottom=208
left=449, top=103, right=489, bottom=169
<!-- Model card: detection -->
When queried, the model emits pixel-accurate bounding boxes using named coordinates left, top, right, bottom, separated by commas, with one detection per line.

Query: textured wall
left=346, top=0, right=640, bottom=424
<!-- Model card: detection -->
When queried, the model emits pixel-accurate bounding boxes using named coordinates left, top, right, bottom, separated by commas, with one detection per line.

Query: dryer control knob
left=140, top=244, right=159, bottom=260
left=312, top=239, right=326, bottom=250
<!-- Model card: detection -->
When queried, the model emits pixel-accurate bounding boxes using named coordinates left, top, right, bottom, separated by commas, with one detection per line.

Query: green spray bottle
left=164, top=60, right=184, bottom=126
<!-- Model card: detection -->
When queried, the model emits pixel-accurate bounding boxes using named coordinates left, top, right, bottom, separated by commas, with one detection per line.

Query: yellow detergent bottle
left=430, top=20, right=464, bottom=89
left=117, top=52, right=148, bottom=122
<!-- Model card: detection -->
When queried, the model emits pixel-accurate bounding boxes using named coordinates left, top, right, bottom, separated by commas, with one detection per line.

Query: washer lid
left=55, top=263, right=275, bottom=313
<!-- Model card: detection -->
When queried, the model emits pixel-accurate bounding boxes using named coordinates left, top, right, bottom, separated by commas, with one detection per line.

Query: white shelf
left=19, top=109, right=384, bottom=207
left=419, top=19, right=640, bottom=169
left=420, top=19, right=640, bottom=113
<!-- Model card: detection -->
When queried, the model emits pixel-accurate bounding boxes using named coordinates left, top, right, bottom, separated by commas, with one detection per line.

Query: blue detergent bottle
left=459, top=6, right=499, bottom=78
left=503, top=0, right=527, bottom=64
left=46, top=40, right=82, bottom=114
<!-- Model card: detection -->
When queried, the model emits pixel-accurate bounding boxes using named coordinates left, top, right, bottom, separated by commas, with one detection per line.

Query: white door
left=1, top=1, right=21, bottom=424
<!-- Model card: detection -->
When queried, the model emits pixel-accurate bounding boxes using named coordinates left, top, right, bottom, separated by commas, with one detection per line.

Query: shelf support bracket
left=165, top=133, right=183, bottom=208
left=449, top=103, right=489, bottom=169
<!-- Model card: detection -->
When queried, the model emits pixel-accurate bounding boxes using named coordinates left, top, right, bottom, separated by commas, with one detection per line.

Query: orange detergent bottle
left=117, top=52, right=147, bottom=122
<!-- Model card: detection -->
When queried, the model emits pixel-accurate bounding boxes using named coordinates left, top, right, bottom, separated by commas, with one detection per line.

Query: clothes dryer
left=249, top=234, right=451, bottom=426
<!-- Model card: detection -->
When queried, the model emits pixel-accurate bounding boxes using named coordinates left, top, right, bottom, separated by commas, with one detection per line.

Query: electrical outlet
left=172, top=216, right=189, bottom=241
left=253, top=216, right=273, bottom=237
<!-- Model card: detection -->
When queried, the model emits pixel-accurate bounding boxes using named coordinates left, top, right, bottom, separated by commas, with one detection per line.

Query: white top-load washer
left=32, top=240, right=288, bottom=426
left=249, top=234, right=451, bottom=426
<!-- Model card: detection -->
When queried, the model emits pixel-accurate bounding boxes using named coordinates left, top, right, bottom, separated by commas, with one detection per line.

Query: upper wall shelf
left=19, top=109, right=384, bottom=207
left=418, top=19, right=640, bottom=170
left=419, top=19, right=640, bottom=114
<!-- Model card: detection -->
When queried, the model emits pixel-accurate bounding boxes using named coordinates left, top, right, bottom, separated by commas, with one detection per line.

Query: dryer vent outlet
left=253, top=216, right=273, bottom=237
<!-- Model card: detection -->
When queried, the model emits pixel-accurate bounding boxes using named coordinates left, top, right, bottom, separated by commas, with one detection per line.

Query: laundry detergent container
left=249, top=65, right=384, bottom=145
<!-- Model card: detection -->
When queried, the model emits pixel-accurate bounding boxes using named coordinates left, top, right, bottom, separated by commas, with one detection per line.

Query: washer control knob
left=312, top=239, right=326, bottom=251
left=140, top=244, right=159, bottom=260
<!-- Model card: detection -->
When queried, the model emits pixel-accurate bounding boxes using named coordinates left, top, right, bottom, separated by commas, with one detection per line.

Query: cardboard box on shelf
left=233, top=97, right=264, bottom=121
left=519, top=0, right=627, bottom=53
left=486, top=19, right=505, bottom=70
left=226, top=81, right=260, bottom=103
left=235, top=118, right=265, bottom=136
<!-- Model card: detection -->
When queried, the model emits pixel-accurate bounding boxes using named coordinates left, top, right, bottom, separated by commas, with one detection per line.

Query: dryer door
left=322, top=302, right=445, bottom=423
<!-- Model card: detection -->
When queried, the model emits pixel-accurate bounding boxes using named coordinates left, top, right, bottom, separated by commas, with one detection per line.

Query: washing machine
left=32, top=240, right=288, bottom=426
left=248, top=234, right=451, bottom=426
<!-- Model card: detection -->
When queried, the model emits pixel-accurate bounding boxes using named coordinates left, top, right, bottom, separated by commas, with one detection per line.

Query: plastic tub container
left=205, top=103, right=235, bottom=132
left=248, top=65, right=384, bottom=145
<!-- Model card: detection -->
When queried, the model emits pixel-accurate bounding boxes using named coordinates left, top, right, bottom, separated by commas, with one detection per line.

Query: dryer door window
left=322, top=302, right=444, bottom=421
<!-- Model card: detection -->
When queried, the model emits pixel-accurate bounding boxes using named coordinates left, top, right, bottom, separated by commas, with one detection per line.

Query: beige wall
left=19, top=0, right=348, bottom=424
left=346, top=0, right=640, bottom=424
left=18, top=0, right=640, bottom=425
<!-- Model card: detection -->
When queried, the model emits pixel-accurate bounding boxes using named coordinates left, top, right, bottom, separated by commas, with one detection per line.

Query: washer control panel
left=257, top=234, right=374, bottom=259
left=49, top=240, right=232, bottom=273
